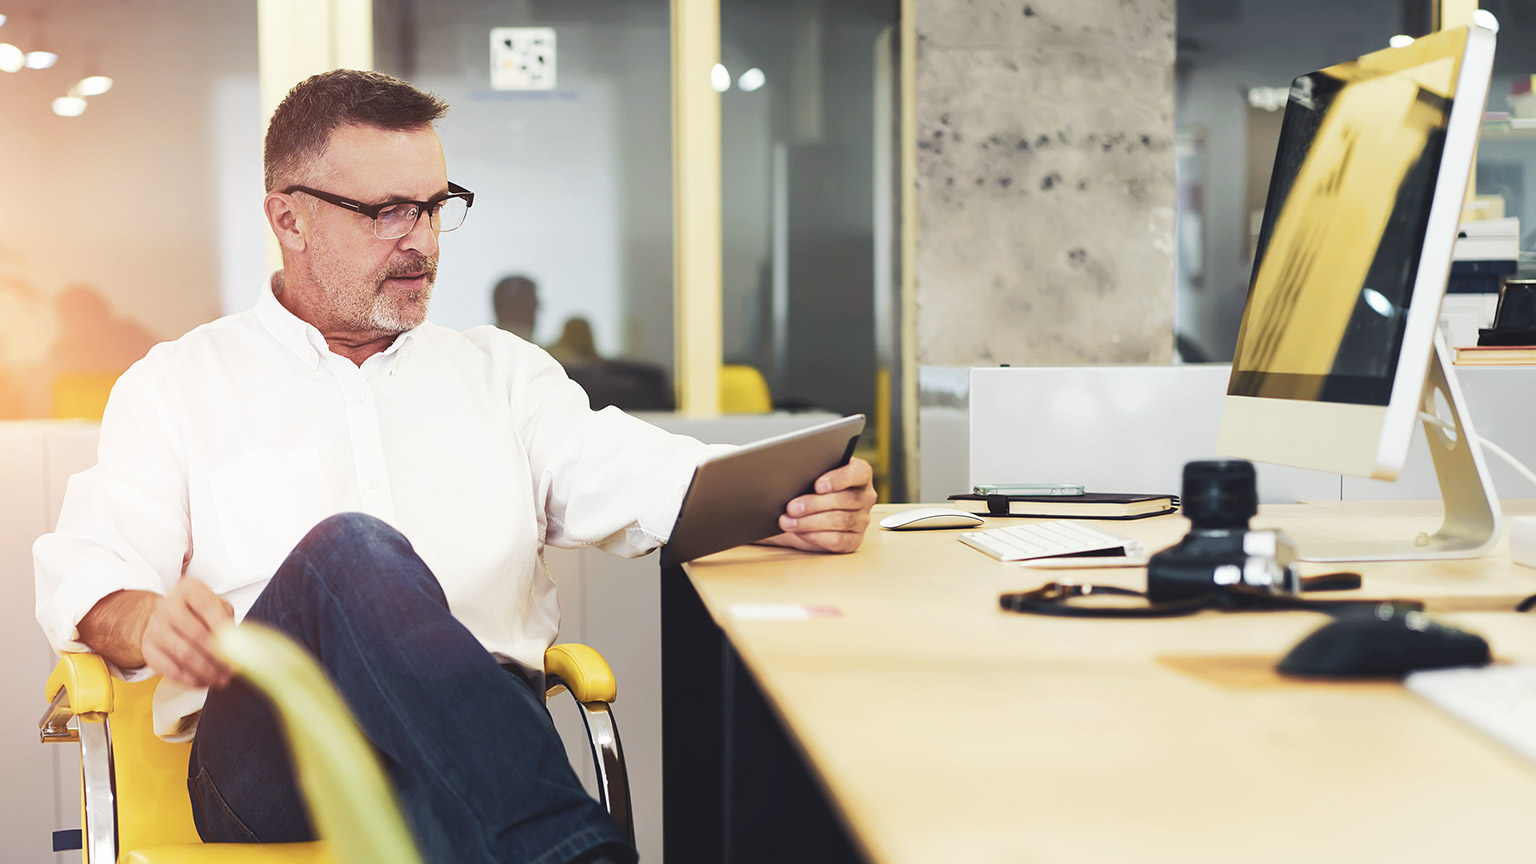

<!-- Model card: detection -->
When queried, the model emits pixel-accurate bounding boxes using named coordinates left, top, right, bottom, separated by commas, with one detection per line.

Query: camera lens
left=1181, top=460, right=1257, bottom=530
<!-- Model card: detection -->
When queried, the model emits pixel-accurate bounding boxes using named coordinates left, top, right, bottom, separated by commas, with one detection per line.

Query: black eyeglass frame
left=282, top=181, right=475, bottom=238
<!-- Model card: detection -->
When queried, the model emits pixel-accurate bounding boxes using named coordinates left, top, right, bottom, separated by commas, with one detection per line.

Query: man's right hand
left=78, top=580, right=235, bottom=689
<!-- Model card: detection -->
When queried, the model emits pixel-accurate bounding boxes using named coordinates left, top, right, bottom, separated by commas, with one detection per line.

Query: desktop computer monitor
left=1216, top=20, right=1500, bottom=561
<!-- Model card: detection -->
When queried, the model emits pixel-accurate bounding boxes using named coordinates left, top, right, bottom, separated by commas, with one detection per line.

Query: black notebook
left=947, top=492, right=1179, bottom=520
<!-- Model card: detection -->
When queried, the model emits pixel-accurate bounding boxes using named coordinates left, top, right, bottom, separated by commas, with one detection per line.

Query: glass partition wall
left=1173, top=0, right=1426, bottom=364
left=0, top=0, right=907, bottom=438
left=0, top=0, right=261, bottom=419
left=373, top=0, right=904, bottom=494
left=1175, top=0, right=1536, bottom=362
left=373, top=0, right=678, bottom=399
left=1475, top=0, right=1536, bottom=265
left=720, top=0, right=902, bottom=495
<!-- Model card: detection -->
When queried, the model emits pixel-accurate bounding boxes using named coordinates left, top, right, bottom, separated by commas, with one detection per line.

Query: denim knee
left=269, top=512, right=446, bottom=608
left=304, top=512, right=406, bottom=551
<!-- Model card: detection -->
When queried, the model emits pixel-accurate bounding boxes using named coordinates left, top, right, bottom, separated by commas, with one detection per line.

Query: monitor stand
left=1297, top=335, right=1503, bottom=563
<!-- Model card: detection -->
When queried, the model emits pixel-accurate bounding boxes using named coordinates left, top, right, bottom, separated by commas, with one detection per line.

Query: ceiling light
left=52, top=95, right=86, bottom=117
left=710, top=63, right=730, bottom=93
left=0, top=13, right=7, bottom=28
left=737, top=68, right=766, bottom=92
left=76, top=75, right=113, bottom=96
left=25, top=50, right=57, bottom=69
left=0, top=43, right=21, bottom=73
left=1388, top=34, right=1414, bottom=48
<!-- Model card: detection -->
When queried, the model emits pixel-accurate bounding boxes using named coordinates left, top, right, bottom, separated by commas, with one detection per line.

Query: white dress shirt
left=35, top=274, right=724, bottom=739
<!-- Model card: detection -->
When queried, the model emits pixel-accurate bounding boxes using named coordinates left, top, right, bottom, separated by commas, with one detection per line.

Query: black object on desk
left=1478, top=279, right=1536, bottom=346
left=1277, top=604, right=1492, bottom=678
left=946, top=491, right=1178, bottom=520
left=999, top=572, right=1369, bottom=619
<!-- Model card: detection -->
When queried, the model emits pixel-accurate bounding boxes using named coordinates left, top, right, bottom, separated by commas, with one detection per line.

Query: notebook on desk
left=947, top=492, right=1178, bottom=520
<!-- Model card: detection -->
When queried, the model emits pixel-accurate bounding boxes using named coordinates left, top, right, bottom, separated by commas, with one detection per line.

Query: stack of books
left=1453, top=345, right=1536, bottom=366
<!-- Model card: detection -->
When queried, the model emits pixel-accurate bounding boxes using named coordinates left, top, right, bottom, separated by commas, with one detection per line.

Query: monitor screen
left=1216, top=22, right=1504, bottom=560
left=1228, top=33, right=1467, bottom=407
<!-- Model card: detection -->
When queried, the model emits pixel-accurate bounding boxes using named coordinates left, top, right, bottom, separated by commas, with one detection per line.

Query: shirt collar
left=255, top=271, right=325, bottom=370
left=369, top=326, right=417, bottom=378
left=255, top=271, right=420, bottom=374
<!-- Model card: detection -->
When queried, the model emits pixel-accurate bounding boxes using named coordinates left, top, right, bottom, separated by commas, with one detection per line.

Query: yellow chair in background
left=41, top=634, right=632, bottom=863
left=720, top=364, right=772, bottom=414
left=51, top=372, right=120, bottom=422
left=59, top=366, right=778, bottom=419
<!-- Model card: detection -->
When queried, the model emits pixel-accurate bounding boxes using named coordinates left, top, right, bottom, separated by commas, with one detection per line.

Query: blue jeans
left=187, top=513, right=634, bottom=864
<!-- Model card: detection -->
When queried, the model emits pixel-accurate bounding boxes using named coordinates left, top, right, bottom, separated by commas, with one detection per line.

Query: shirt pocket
left=208, top=448, right=334, bottom=581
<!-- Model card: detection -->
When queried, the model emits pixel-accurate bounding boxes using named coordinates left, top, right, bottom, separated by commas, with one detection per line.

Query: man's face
left=299, top=124, right=448, bottom=334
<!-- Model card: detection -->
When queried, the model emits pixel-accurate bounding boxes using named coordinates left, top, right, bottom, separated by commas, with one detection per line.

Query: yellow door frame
left=671, top=0, right=724, bottom=416
left=256, top=0, right=374, bottom=274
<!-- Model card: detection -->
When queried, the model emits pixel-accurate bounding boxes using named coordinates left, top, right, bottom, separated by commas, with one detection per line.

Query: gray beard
left=310, top=254, right=436, bottom=333
left=362, top=285, right=432, bottom=331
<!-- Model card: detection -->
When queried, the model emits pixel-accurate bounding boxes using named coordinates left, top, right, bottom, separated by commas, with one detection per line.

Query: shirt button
left=353, top=392, right=366, bottom=404
left=368, top=477, right=382, bottom=490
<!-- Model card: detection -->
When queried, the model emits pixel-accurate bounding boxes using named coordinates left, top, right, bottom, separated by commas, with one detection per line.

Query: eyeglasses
left=283, top=181, right=475, bottom=240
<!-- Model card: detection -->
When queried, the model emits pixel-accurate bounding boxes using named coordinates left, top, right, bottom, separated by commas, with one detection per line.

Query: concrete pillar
left=912, top=0, right=1176, bottom=366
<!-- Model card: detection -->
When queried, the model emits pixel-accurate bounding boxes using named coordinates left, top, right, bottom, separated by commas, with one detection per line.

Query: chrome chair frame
left=545, top=674, right=634, bottom=843
left=42, top=686, right=118, bottom=864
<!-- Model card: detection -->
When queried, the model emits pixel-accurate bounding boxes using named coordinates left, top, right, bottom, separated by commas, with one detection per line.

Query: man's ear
left=264, top=192, right=307, bottom=253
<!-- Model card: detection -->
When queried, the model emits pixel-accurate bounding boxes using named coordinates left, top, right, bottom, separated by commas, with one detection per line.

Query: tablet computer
left=659, top=414, right=865, bottom=567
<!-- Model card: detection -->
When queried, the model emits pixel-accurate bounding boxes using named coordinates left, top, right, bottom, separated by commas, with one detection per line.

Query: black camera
left=1145, top=460, right=1300, bottom=602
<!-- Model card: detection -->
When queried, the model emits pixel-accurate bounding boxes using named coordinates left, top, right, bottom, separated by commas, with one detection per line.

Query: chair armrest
left=544, top=643, right=617, bottom=704
left=45, top=653, right=114, bottom=721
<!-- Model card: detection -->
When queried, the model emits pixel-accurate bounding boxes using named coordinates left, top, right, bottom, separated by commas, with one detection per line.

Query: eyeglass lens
left=375, top=196, right=469, bottom=239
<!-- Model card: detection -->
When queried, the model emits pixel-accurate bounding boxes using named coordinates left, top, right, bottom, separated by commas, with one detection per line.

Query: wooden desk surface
left=683, top=502, right=1536, bottom=863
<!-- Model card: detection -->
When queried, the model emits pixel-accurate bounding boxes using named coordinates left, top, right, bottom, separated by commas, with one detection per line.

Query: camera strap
left=997, top=573, right=1421, bottom=619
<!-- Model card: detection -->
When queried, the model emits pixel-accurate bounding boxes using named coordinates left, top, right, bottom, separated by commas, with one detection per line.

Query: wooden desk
left=662, top=502, right=1536, bottom=863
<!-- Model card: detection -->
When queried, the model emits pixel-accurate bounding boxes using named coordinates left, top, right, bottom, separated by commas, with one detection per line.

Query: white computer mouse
left=878, top=507, right=985, bottom=531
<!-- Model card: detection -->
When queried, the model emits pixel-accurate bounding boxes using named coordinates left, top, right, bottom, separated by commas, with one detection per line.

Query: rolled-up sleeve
left=34, top=361, right=191, bottom=658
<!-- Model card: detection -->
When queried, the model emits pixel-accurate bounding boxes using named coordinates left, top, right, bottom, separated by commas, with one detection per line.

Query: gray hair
left=263, top=69, right=448, bottom=192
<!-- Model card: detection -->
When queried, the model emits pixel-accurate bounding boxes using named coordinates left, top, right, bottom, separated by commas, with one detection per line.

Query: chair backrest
left=108, top=676, right=203, bottom=853
left=720, top=365, right=772, bottom=414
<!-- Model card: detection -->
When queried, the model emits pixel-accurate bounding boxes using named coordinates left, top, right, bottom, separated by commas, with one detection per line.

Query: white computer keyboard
left=958, top=519, right=1144, bottom=562
left=1406, top=664, right=1536, bottom=765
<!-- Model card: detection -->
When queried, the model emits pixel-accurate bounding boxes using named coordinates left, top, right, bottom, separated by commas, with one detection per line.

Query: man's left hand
left=764, top=457, right=877, bottom=554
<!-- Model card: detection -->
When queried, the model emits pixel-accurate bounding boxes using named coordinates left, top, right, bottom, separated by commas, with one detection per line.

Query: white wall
left=0, top=421, right=105, bottom=863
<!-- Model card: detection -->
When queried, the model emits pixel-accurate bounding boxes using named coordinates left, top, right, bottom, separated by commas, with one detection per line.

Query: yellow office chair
left=51, top=372, right=121, bottom=422
left=720, top=364, right=772, bottom=414
left=41, top=635, right=632, bottom=863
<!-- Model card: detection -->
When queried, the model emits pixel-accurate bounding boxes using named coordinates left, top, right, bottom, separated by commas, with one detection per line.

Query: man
left=34, top=69, right=875, bottom=864
left=492, top=274, right=540, bottom=342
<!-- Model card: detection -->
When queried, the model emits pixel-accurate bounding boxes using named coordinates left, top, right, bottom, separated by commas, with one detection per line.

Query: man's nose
left=398, top=210, right=439, bottom=257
